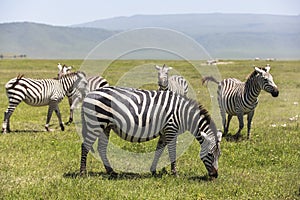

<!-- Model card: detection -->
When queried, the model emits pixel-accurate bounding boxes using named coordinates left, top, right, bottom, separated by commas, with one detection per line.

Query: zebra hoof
left=66, top=119, right=73, bottom=125
left=108, top=171, right=118, bottom=179
left=151, top=170, right=157, bottom=176
left=60, top=124, right=65, bottom=131
left=79, top=170, right=87, bottom=177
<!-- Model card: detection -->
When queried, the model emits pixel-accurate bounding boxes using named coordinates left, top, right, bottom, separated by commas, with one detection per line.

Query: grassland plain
left=0, top=59, right=299, bottom=199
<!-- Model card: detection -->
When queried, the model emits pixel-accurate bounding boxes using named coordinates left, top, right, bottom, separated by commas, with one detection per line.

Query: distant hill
left=74, top=13, right=300, bottom=59
left=0, top=22, right=116, bottom=59
left=1, top=14, right=300, bottom=59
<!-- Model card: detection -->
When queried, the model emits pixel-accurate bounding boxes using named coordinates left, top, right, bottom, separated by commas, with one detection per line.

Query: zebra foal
left=80, top=86, right=222, bottom=178
left=202, top=65, right=279, bottom=139
left=2, top=71, right=88, bottom=133
left=155, top=64, right=188, bottom=96
left=57, top=64, right=109, bottom=124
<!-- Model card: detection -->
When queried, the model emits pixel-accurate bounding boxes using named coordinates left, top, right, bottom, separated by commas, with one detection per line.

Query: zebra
left=202, top=65, right=279, bottom=139
left=155, top=64, right=188, bottom=96
left=57, top=64, right=109, bottom=124
left=80, top=86, right=222, bottom=178
left=2, top=71, right=88, bottom=133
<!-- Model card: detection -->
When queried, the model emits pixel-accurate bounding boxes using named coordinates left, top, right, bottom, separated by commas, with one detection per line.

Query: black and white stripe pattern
left=155, top=64, right=188, bottom=96
left=202, top=65, right=279, bottom=139
left=57, top=64, right=109, bottom=124
left=2, top=71, right=88, bottom=133
left=66, top=76, right=109, bottom=124
left=80, top=86, right=222, bottom=177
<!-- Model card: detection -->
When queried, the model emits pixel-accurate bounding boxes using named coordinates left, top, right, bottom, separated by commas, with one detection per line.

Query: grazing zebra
left=202, top=65, right=279, bottom=139
left=57, top=64, right=109, bottom=124
left=2, top=71, right=88, bottom=133
left=80, top=86, right=222, bottom=178
left=155, top=64, right=188, bottom=96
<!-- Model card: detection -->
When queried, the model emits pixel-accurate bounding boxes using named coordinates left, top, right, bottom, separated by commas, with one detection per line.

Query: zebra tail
left=81, top=104, right=96, bottom=154
left=7, top=74, right=25, bottom=90
left=202, top=76, right=220, bottom=85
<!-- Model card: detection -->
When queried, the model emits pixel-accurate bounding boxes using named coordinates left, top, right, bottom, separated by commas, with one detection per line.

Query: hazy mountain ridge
left=1, top=14, right=300, bottom=59
left=0, top=22, right=116, bottom=59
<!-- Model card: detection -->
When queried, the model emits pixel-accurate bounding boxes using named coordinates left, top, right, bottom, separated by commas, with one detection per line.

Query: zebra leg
left=2, top=110, right=12, bottom=133
left=2, top=103, right=20, bottom=133
left=247, top=110, right=255, bottom=139
left=167, top=135, right=178, bottom=176
left=66, top=97, right=79, bottom=125
left=225, top=114, right=233, bottom=135
left=220, top=109, right=227, bottom=135
left=234, top=113, right=244, bottom=140
left=150, top=134, right=167, bottom=175
left=45, top=103, right=55, bottom=131
left=54, top=105, right=64, bottom=131
left=80, top=142, right=89, bottom=175
left=80, top=116, right=100, bottom=175
left=98, top=128, right=117, bottom=176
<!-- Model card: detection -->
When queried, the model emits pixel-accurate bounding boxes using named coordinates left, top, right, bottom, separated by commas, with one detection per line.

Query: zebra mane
left=188, top=98, right=211, bottom=123
left=59, top=71, right=85, bottom=78
left=246, top=66, right=271, bottom=82
left=188, top=98, right=220, bottom=146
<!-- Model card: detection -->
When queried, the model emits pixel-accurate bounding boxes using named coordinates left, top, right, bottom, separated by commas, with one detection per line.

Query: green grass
left=0, top=59, right=299, bottom=199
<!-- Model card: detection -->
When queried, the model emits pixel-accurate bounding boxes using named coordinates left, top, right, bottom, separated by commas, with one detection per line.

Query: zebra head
left=254, top=65, right=279, bottom=97
left=72, top=72, right=89, bottom=97
left=57, top=63, right=72, bottom=79
left=155, top=64, right=172, bottom=90
left=199, top=130, right=222, bottom=178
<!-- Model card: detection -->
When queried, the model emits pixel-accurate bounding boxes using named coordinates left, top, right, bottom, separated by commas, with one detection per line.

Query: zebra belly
left=24, top=98, right=50, bottom=106
left=111, top=125, right=162, bottom=143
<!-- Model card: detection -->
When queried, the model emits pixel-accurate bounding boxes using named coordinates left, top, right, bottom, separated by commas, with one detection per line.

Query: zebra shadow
left=3, top=129, right=44, bottom=134
left=188, top=175, right=216, bottom=182
left=63, top=170, right=214, bottom=182
left=63, top=171, right=156, bottom=180
left=223, top=133, right=246, bottom=142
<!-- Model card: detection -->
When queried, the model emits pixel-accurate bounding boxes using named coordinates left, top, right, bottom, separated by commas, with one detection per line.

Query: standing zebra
left=202, top=65, right=279, bottom=139
left=57, top=64, right=109, bottom=124
left=2, top=71, right=88, bottom=133
left=155, top=64, right=188, bottom=96
left=80, top=86, right=222, bottom=178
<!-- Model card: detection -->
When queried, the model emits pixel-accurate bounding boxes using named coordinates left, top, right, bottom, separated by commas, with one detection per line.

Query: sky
left=0, top=0, right=299, bottom=26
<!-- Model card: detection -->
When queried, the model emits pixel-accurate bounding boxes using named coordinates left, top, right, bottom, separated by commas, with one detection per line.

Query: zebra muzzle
left=271, top=89, right=279, bottom=97
left=209, top=167, right=218, bottom=178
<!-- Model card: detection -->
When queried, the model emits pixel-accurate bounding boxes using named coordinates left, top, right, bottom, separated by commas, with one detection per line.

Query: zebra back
left=87, top=76, right=109, bottom=91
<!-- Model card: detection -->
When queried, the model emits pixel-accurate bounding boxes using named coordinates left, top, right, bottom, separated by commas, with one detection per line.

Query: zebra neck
left=59, top=75, right=76, bottom=92
left=159, top=85, right=169, bottom=91
left=182, top=101, right=216, bottom=144
left=244, top=76, right=262, bottom=102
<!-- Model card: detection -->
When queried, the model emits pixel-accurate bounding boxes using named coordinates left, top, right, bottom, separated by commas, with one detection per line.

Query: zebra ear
left=255, top=67, right=265, bottom=74
left=57, top=63, right=62, bottom=71
left=155, top=65, right=161, bottom=70
left=265, top=65, right=271, bottom=73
